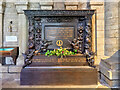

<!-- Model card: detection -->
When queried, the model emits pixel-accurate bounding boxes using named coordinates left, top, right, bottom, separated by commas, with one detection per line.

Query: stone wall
left=3, top=3, right=18, bottom=47
left=105, top=2, right=120, bottom=57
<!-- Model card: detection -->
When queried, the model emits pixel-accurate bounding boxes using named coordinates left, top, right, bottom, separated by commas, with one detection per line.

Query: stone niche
left=20, top=10, right=98, bottom=85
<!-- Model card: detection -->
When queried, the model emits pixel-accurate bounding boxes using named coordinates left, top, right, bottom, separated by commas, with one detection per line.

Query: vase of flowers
left=45, top=47, right=77, bottom=58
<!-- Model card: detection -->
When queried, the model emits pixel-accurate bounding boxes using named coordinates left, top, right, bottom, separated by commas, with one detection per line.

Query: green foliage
left=45, top=47, right=77, bottom=58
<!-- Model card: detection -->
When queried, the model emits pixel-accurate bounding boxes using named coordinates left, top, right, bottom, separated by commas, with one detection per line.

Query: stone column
left=0, top=1, right=5, bottom=67
left=15, top=1, right=28, bottom=66
left=0, top=2, right=4, bottom=47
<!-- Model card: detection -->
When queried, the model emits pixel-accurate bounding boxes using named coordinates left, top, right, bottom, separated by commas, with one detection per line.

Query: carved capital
left=15, top=1, right=28, bottom=14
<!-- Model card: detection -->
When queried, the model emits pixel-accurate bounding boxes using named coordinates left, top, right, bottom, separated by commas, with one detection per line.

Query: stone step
left=100, top=72, right=120, bottom=88
left=99, top=64, right=120, bottom=79
left=20, top=66, right=98, bottom=85
left=100, top=57, right=120, bottom=70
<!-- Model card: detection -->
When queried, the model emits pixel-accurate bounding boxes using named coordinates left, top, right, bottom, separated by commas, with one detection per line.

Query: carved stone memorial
left=20, top=10, right=98, bottom=85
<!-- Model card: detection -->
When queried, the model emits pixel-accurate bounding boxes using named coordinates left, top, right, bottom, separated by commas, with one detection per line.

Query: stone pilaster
left=90, top=1, right=105, bottom=65
left=15, top=1, right=28, bottom=66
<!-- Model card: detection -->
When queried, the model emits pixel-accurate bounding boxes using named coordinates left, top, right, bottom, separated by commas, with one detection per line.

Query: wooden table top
left=0, top=47, right=17, bottom=56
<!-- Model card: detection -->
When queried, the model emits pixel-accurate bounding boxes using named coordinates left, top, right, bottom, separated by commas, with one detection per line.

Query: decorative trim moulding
left=24, top=10, right=95, bottom=17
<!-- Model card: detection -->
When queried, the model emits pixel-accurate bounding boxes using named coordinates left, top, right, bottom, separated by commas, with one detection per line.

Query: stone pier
left=15, top=1, right=28, bottom=66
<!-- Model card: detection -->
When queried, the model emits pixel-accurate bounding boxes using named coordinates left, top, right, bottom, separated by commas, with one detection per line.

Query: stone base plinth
left=20, top=66, right=98, bottom=85
left=30, top=54, right=87, bottom=66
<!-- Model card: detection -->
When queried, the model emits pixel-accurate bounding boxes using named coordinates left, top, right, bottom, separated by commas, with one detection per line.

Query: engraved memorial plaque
left=42, top=23, right=77, bottom=49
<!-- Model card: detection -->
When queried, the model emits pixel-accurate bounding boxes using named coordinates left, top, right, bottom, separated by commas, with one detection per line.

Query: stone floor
left=0, top=73, right=111, bottom=90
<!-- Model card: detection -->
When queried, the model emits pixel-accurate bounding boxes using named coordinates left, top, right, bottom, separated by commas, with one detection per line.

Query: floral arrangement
left=45, top=47, right=77, bottom=58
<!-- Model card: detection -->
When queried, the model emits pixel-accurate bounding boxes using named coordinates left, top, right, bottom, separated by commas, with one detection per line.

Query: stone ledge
left=90, top=2, right=104, bottom=5
left=100, top=64, right=120, bottom=80
left=15, top=2, right=28, bottom=5
left=8, top=66, right=22, bottom=73
left=100, top=57, right=120, bottom=70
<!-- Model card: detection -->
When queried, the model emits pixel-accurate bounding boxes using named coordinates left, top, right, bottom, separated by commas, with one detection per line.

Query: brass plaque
left=45, top=27, right=75, bottom=49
